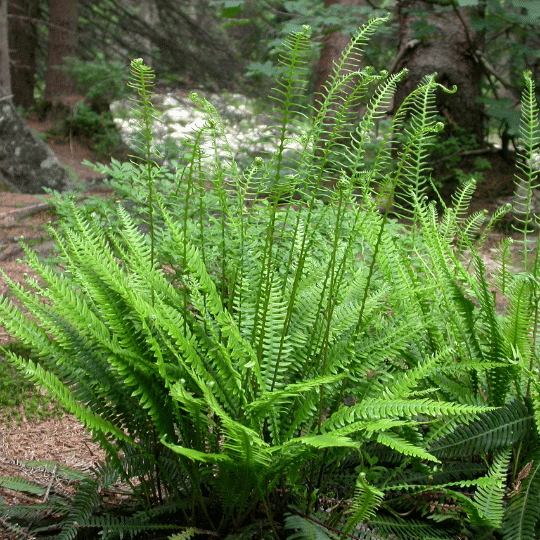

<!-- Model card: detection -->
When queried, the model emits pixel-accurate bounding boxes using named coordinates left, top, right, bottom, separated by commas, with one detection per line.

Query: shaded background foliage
left=1, top=0, right=539, bottom=213
left=4, top=1, right=540, bottom=103
left=1, top=0, right=539, bottom=200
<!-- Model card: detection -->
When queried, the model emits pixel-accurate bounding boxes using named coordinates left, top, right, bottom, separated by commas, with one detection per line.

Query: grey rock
left=111, top=91, right=302, bottom=168
left=0, top=87, right=76, bottom=194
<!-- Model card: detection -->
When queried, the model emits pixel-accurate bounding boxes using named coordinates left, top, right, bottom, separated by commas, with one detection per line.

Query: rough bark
left=0, top=0, right=11, bottom=96
left=0, top=85, right=75, bottom=193
left=392, top=0, right=484, bottom=143
left=8, top=0, right=40, bottom=109
left=44, top=0, right=78, bottom=99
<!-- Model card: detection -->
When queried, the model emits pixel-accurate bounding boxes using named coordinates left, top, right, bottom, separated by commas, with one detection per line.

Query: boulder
left=0, top=87, right=76, bottom=193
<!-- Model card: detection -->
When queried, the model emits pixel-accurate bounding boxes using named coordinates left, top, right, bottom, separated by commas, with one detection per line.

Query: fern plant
left=1, top=19, right=539, bottom=540
left=366, top=71, right=540, bottom=539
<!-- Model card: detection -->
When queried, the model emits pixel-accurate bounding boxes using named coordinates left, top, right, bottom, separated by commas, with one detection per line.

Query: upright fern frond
left=341, top=475, right=384, bottom=538
left=127, top=59, right=160, bottom=276
left=512, top=71, right=540, bottom=271
left=392, top=75, right=455, bottom=222
left=270, top=25, right=312, bottom=181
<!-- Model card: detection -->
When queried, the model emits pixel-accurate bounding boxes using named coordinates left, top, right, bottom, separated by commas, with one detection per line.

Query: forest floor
left=0, top=115, right=533, bottom=536
left=0, top=120, right=112, bottom=535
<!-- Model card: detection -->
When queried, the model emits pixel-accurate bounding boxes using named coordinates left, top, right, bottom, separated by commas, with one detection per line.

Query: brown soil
left=0, top=118, right=529, bottom=536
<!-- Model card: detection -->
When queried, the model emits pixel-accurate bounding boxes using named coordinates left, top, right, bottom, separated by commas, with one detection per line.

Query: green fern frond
left=376, top=431, right=440, bottom=463
left=55, top=476, right=102, bottom=540
left=392, top=74, right=453, bottom=220
left=512, top=70, right=540, bottom=269
left=189, top=91, right=241, bottom=184
left=341, top=475, right=384, bottom=537
left=247, top=373, right=343, bottom=418
left=284, top=433, right=361, bottom=450
left=284, top=513, right=336, bottom=540
left=21, top=461, right=89, bottom=482
left=439, top=179, right=484, bottom=250
left=387, top=475, right=499, bottom=494
left=476, top=203, right=512, bottom=250
left=429, top=399, right=534, bottom=458
left=79, top=515, right=181, bottom=536
left=160, top=438, right=234, bottom=464
left=4, top=353, right=136, bottom=445
left=473, top=446, right=511, bottom=528
left=324, top=397, right=491, bottom=432
left=369, top=515, right=460, bottom=539
left=169, top=528, right=198, bottom=540
left=313, top=15, right=390, bottom=134
left=346, top=69, right=407, bottom=178
left=451, top=178, right=478, bottom=225
left=0, top=476, right=46, bottom=496
left=270, top=24, right=312, bottom=183
left=332, top=418, right=418, bottom=439
left=466, top=252, right=516, bottom=406
left=385, top=461, right=488, bottom=490
left=127, top=58, right=157, bottom=158
left=504, top=274, right=536, bottom=361
left=322, top=14, right=390, bottom=95
left=127, top=58, right=160, bottom=274
left=493, top=237, right=515, bottom=296
left=351, top=316, right=427, bottom=387
left=458, top=210, right=489, bottom=248
left=431, top=478, right=503, bottom=530
left=383, top=347, right=453, bottom=400
left=1, top=502, right=70, bottom=521
left=502, top=449, right=540, bottom=540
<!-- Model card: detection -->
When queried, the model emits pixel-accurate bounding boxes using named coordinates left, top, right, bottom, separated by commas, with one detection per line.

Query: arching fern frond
left=324, top=397, right=491, bottom=432
left=284, top=514, right=337, bottom=540
left=429, top=399, right=534, bottom=459
left=376, top=431, right=440, bottom=463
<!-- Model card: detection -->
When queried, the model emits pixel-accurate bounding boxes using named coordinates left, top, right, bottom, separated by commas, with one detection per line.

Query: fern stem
left=316, top=188, right=346, bottom=430
left=527, top=294, right=540, bottom=397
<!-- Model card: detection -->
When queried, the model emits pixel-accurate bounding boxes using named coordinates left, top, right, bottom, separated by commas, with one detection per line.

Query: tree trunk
left=44, top=0, right=78, bottom=99
left=8, top=0, right=40, bottom=109
left=314, top=0, right=365, bottom=109
left=0, top=84, right=75, bottom=193
left=0, top=0, right=11, bottom=96
left=392, top=0, right=484, bottom=144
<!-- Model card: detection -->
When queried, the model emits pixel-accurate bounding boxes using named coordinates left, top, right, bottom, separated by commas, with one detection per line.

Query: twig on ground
left=42, top=463, right=58, bottom=503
